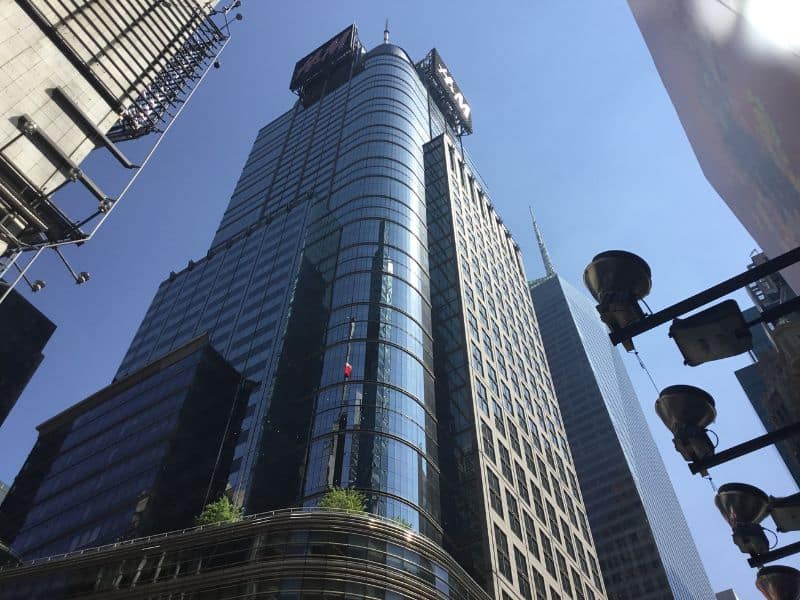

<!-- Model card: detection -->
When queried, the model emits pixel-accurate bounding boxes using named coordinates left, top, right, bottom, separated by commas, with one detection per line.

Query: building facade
left=0, top=0, right=227, bottom=257
left=627, top=0, right=800, bottom=292
left=735, top=253, right=800, bottom=490
left=529, top=233, right=714, bottom=599
left=3, top=27, right=607, bottom=599
left=0, top=509, right=492, bottom=599
left=0, top=281, right=55, bottom=425
left=0, top=336, right=249, bottom=559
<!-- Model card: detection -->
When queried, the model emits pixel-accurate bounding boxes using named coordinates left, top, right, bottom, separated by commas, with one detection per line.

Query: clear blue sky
left=1, top=2, right=791, bottom=597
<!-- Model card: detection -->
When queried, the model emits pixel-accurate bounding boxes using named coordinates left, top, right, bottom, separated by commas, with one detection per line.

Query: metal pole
left=689, top=422, right=800, bottom=474
left=609, top=245, right=800, bottom=345
left=748, top=540, right=800, bottom=568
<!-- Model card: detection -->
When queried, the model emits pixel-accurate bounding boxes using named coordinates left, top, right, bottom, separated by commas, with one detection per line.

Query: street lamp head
left=715, top=483, right=771, bottom=556
left=756, top=565, right=800, bottom=600
left=668, top=299, right=753, bottom=366
left=583, top=250, right=651, bottom=351
left=655, top=385, right=716, bottom=463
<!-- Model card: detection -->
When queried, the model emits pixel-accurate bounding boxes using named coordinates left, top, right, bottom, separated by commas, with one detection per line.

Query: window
left=506, top=490, right=522, bottom=538
left=562, top=518, right=575, bottom=559
left=557, top=551, right=572, bottom=597
left=541, top=536, right=557, bottom=578
left=546, top=501, right=560, bottom=542
left=523, top=441, right=536, bottom=473
left=532, top=485, right=546, bottom=522
left=572, top=568, right=585, bottom=600
left=507, top=420, right=521, bottom=455
left=495, top=525, right=513, bottom=581
left=538, top=458, right=550, bottom=492
left=481, top=421, right=496, bottom=463
left=515, top=462, right=530, bottom=504
left=523, top=511, right=539, bottom=559
left=514, top=547, right=533, bottom=600
left=533, top=568, right=547, bottom=600
left=487, top=365, right=499, bottom=395
left=476, top=380, right=489, bottom=414
left=494, top=401, right=506, bottom=437
left=471, top=343, right=483, bottom=375
left=487, top=469, right=503, bottom=516
left=551, top=475, right=563, bottom=506
left=499, top=445, right=513, bottom=482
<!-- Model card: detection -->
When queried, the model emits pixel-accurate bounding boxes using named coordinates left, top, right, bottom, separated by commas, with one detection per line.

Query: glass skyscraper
left=529, top=226, right=715, bottom=600
left=4, top=27, right=607, bottom=599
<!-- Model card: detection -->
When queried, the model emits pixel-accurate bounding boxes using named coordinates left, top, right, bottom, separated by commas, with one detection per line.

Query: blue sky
left=1, top=2, right=791, bottom=597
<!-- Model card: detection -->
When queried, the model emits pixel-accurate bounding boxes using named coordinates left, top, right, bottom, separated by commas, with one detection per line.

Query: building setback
left=529, top=219, right=714, bottom=600
left=0, top=281, right=55, bottom=425
left=0, top=336, right=250, bottom=559
left=2, top=26, right=606, bottom=599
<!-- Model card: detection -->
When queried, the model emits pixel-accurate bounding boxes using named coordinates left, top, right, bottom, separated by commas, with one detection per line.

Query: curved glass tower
left=249, top=44, right=443, bottom=537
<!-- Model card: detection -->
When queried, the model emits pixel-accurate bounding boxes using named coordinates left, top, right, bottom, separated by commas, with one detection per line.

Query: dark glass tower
left=529, top=218, right=715, bottom=600
left=5, top=28, right=607, bottom=599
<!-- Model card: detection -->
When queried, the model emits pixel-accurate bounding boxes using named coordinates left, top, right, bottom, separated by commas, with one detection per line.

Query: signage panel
left=290, top=25, right=356, bottom=92
left=431, top=49, right=473, bottom=133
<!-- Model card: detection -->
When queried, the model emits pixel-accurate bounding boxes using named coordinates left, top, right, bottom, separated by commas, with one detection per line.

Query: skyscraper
left=2, top=26, right=606, bottom=599
left=529, top=216, right=715, bottom=600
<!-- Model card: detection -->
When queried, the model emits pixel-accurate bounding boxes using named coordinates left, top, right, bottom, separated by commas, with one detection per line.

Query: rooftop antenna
left=384, top=19, right=390, bottom=44
left=530, top=206, right=555, bottom=277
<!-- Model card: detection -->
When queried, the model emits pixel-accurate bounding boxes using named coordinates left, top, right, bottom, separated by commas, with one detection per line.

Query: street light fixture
left=756, top=565, right=800, bottom=600
left=583, top=245, right=800, bottom=597
left=583, top=250, right=651, bottom=351
left=715, top=483, right=771, bottom=556
left=655, top=385, right=716, bottom=465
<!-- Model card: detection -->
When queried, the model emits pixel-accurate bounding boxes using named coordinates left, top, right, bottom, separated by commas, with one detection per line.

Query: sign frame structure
left=289, top=25, right=360, bottom=96
left=416, top=48, right=473, bottom=136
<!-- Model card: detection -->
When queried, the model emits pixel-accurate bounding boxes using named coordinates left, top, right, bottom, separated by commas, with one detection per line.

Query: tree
left=318, top=487, right=366, bottom=512
left=195, top=496, right=243, bottom=526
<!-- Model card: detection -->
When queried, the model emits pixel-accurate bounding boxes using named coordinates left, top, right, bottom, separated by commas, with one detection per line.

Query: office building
left=529, top=217, right=714, bottom=599
left=0, top=281, right=55, bottom=425
left=715, top=589, right=741, bottom=600
left=0, top=0, right=227, bottom=259
left=0, top=336, right=249, bottom=559
left=627, top=0, right=800, bottom=292
left=735, top=253, right=800, bottom=489
left=2, top=26, right=606, bottom=599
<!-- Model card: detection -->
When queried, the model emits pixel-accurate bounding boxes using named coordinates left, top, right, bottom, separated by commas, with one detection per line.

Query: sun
left=745, top=0, right=800, bottom=51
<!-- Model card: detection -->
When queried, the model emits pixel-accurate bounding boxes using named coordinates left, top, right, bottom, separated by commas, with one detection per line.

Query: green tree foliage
left=390, top=516, right=412, bottom=530
left=318, top=487, right=366, bottom=512
left=195, top=496, right=243, bottom=526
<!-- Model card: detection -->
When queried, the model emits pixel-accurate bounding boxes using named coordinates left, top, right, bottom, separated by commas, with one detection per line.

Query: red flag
left=344, top=362, right=352, bottom=379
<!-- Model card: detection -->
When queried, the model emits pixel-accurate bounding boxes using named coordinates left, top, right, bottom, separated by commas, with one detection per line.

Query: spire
left=384, top=19, right=390, bottom=44
left=530, top=206, right=555, bottom=277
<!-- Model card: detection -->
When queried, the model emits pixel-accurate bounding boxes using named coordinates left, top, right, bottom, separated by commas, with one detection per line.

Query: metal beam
left=48, top=88, right=137, bottom=169
left=689, top=422, right=800, bottom=474
left=610, top=246, right=800, bottom=345
left=749, top=540, right=800, bottom=568
left=13, top=0, right=122, bottom=112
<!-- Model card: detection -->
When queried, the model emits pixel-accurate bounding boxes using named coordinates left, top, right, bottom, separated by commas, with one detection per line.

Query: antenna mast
left=384, top=19, right=390, bottom=44
left=530, top=206, right=555, bottom=277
